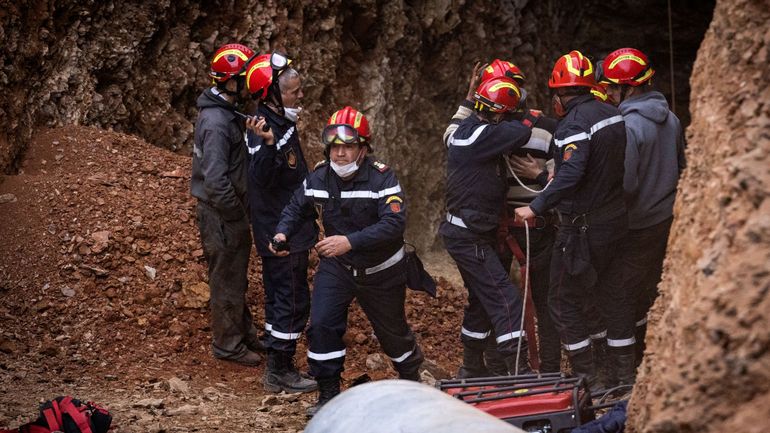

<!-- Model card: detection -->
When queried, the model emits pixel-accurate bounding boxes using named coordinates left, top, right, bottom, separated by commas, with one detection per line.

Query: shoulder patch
left=563, top=143, right=578, bottom=161
left=371, top=160, right=389, bottom=173
left=313, top=160, right=328, bottom=171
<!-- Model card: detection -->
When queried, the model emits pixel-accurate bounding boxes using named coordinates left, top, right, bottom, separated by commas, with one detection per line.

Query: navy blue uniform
left=528, top=94, right=634, bottom=356
left=440, top=113, right=532, bottom=357
left=276, top=157, right=423, bottom=380
left=246, top=104, right=317, bottom=354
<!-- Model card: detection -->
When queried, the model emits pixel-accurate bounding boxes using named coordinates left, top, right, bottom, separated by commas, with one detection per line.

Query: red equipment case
left=438, top=373, right=594, bottom=432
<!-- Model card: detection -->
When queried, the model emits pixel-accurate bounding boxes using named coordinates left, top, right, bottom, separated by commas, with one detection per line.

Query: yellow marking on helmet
left=331, top=112, right=339, bottom=124
left=609, top=54, right=646, bottom=69
left=635, top=68, right=655, bottom=83
left=506, top=61, right=514, bottom=67
left=213, top=49, right=249, bottom=63
left=353, top=111, right=362, bottom=129
left=564, top=51, right=593, bottom=77
left=246, top=61, right=271, bottom=84
left=489, top=81, right=521, bottom=97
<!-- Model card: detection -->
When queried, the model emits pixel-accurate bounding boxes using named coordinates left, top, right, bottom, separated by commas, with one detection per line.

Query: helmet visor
left=322, top=124, right=360, bottom=146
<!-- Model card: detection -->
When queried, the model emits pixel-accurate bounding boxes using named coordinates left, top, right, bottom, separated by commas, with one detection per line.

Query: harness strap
left=60, top=397, right=92, bottom=433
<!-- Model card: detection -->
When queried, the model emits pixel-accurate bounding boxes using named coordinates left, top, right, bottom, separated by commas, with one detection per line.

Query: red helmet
left=209, top=43, right=255, bottom=83
left=323, top=106, right=371, bottom=145
left=549, top=50, right=595, bottom=88
left=245, top=54, right=273, bottom=99
left=473, top=76, right=522, bottom=113
left=602, top=48, right=655, bottom=86
left=482, top=59, right=526, bottom=84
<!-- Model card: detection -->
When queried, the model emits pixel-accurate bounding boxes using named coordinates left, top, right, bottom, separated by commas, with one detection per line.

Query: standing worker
left=515, top=50, right=636, bottom=389
left=272, top=107, right=424, bottom=417
left=191, top=43, right=265, bottom=366
left=599, top=48, right=685, bottom=364
left=244, top=52, right=318, bottom=393
left=441, top=76, right=534, bottom=377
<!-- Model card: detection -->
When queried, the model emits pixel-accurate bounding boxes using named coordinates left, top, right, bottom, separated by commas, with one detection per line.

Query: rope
left=667, top=0, right=676, bottom=113
left=513, top=219, right=531, bottom=375
left=505, top=157, right=553, bottom=194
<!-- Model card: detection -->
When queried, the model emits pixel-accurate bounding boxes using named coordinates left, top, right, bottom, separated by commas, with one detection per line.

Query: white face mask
left=330, top=160, right=360, bottom=178
left=284, top=106, right=302, bottom=122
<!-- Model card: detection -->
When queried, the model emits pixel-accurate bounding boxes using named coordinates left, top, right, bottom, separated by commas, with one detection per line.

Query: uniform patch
left=563, top=143, right=577, bottom=161
left=386, top=195, right=403, bottom=213
left=372, top=160, right=389, bottom=173
left=285, top=148, right=297, bottom=169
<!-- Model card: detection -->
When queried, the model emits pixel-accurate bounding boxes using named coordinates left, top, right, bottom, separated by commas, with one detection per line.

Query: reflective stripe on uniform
left=265, top=323, right=273, bottom=331
left=449, top=125, right=488, bottom=147
left=390, top=349, right=414, bottom=363
left=496, top=330, right=526, bottom=344
left=636, top=317, right=648, bottom=327
left=446, top=212, right=468, bottom=228
left=563, top=338, right=591, bottom=351
left=270, top=329, right=302, bottom=341
left=307, top=349, right=346, bottom=361
left=351, top=246, right=405, bottom=277
left=339, top=184, right=402, bottom=199
left=554, top=115, right=624, bottom=147
left=590, top=330, right=608, bottom=340
left=304, top=179, right=330, bottom=198
left=276, top=126, right=295, bottom=150
left=461, top=327, right=491, bottom=340
left=607, top=336, right=636, bottom=347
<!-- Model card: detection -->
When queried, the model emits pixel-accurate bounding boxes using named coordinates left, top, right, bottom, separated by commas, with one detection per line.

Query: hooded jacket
left=190, top=88, right=249, bottom=221
left=619, top=91, right=685, bottom=229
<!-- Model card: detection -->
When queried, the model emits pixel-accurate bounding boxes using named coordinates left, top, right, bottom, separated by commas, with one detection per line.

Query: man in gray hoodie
left=600, top=48, right=686, bottom=364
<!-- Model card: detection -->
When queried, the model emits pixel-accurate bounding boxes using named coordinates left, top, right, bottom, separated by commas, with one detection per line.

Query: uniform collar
left=259, top=103, right=291, bottom=127
left=565, top=93, right=595, bottom=111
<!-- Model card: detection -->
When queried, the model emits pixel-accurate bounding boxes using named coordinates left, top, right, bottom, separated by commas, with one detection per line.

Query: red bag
left=1, top=396, right=111, bottom=433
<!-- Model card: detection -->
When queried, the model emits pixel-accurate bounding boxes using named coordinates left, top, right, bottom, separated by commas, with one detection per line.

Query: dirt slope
left=627, top=0, right=770, bottom=431
left=0, top=125, right=464, bottom=432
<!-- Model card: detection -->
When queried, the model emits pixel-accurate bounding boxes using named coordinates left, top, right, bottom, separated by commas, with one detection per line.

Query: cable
left=505, top=157, right=553, bottom=194
left=513, top=219, right=531, bottom=375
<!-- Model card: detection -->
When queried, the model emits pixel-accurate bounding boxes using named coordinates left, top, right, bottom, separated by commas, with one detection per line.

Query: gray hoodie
left=619, top=91, right=686, bottom=229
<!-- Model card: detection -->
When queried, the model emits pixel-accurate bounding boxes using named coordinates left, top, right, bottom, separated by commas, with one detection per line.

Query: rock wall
left=0, top=1, right=710, bottom=250
left=627, top=0, right=770, bottom=431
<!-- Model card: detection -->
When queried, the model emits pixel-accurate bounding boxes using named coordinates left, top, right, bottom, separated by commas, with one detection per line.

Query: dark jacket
left=529, top=94, right=627, bottom=224
left=276, top=157, right=406, bottom=269
left=190, top=88, right=248, bottom=221
left=246, top=104, right=317, bottom=255
left=440, top=113, right=532, bottom=239
left=619, top=91, right=685, bottom=229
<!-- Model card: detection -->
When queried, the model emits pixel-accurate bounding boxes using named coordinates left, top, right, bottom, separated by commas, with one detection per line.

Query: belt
left=348, top=246, right=405, bottom=277
left=446, top=212, right=468, bottom=229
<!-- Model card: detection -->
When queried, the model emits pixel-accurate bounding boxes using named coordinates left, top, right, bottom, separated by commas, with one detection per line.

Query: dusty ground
left=0, top=126, right=467, bottom=432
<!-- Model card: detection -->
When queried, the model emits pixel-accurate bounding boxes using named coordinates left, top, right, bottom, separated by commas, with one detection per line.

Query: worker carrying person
left=598, top=47, right=686, bottom=365
left=514, top=50, right=636, bottom=390
left=243, top=52, right=318, bottom=393
left=443, top=59, right=561, bottom=375
left=271, top=106, right=424, bottom=417
left=441, top=75, right=534, bottom=378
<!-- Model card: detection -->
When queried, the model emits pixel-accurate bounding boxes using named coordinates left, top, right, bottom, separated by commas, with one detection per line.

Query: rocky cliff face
left=627, top=0, right=770, bottom=431
left=1, top=0, right=710, bottom=250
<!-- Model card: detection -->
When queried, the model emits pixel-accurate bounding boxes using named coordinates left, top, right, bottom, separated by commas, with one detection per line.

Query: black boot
left=483, top=336, right=508, bottom=376
left=264, top=350, right=318, bottom=394
left=306, top=376, right=341, bottom=418
left=568, top=347, right=600, bottom=392
left=456, top=340, right=489, bottom=378
left=396, top=345, right=424, bottom=382
left=505, top=339, right=533, bottom=376
left=592, top=338, right=610, bottom=391
left=609, top=346, right=637, bottom=388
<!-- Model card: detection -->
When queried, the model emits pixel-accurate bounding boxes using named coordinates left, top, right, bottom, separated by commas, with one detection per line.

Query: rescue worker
left=443, top=60, right=561, bottom=375
left=599, top=48, right=685, bottom=364
left=190, top=43, right=265, bottom=366
left=441, top=76, right=534, bottom=377
left=514, top=50, right=636, bottom=389
left=272, top=107, right=424, bottom=417
left=244, top=53, right=317, bottom=393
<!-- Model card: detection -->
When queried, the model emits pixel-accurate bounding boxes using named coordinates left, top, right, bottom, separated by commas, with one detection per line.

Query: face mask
left=330, top=160, right=359, bottom=178
left=284, top=106, right=302, bottom=122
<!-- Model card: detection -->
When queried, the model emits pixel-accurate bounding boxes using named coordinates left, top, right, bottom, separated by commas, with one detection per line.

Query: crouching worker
left=271, top=107, right=424, bottom=417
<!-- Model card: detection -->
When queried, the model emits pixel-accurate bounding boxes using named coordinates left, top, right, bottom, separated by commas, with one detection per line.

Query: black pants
left=262, top=252, right=311, bottom=354
left=306, top=258, right=422, bottom=379
left=443, top=235, right=526, bottom=356
left=196, top=202, right=257, bottom=359
left=549, top=224, right=635, bottom=353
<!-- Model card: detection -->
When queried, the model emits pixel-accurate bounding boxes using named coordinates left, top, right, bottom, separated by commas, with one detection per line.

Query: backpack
left=0, top=396, right=112, bottom=433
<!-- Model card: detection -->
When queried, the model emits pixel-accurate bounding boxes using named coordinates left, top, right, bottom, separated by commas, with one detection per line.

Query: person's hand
left=246, top=116, right=275, bottom=145
left=315, top=235, right=352, bottom=258
left=509, top=154, right=545, bottom=179
left=269, top=233, right=290, bottom=256
left=514, top=206, right=536, bottom=224
left=466, top=61, right=489, bottom=101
